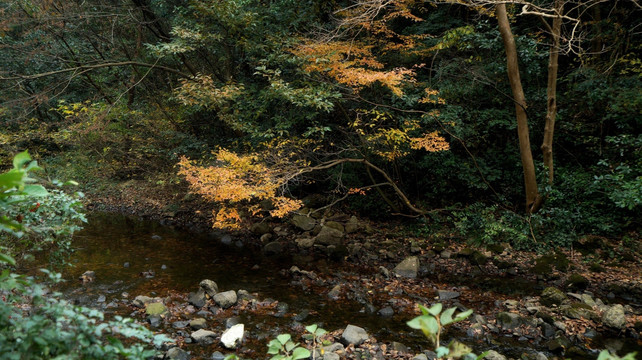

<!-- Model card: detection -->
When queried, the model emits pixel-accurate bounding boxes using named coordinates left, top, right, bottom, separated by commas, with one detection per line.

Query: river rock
left=393, top=256, right=419, bottom=279
left=565, top=273, right=589, bottom=291
left=190, top=318, right=207, bottom=330
left=341, top=324, right=369, bottom=346
left=485, top=350, right=507, bottom=360
left=325, top=221, right=345, bottom=233
left=221, top=323, right=244, bottom=349
left=496, top=312, right=522, bottom=330
left=323, top=353, right=340, bottom=360
left=345, top=216, right=360, bottom=234
left=295, top=237, right=315, bottom=249
left=165, top=347, right=190, bottom=360
left=211, top=352, right=225, bottom=360
left=237, top=289, right=255, bottom=301
left=191, top=329, right=216, bottom=344
left=315, top=226, right=344, bottom=246
left=328, top=284, right=342, bottom=300
left=467, top=323, right=485, bottom=338
left=603, top=304, right=626, bottom=329
left=251, top=222, right=271, bottom=235
left=199, top=279, right=218, bottom=297
left=213, top=290, right=237, bottom=309
left=291, top=215, right=317, bottom=231
left=147, top=315, right=162, bottom=327
left=438, top=290, right=460, bottom=300
left=263, top=241, right=283, bottom=255
left=133, top=295, right=157, bottom=308
left=188, top=289, right=207, bottom=308
left=79, top=270, right=95, bottom=283
left=391, top=342, right=408, bottom=353
left=541, top=287, right=567, bottom=306
left=145, top=302, right=168, bottom=316
left=413, top=354, right=428, bottom=360
left=225, top=316, right=241, bottom=329
left=378, top=306, right=394, bottom=317
left=561, top=303, right=596, bottom=320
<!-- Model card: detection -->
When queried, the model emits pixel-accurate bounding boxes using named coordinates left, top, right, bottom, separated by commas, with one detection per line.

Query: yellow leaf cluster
left=176, top=74, right=243, bottom=109
left=419, top=88, right=446, bottom=105
left=177, top=149, right=302, bottom=229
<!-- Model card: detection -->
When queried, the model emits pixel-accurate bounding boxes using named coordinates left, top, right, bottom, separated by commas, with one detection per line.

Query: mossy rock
left=565, top=273, right=589, bottom=291
left=561, top=303, right=597, bottom=321
left=458, top=248, right=474, bottom=257
left=470, top=251, right=488, bottom=266
left=486, top=243, right=505, bottom=254
left=531, top=252, right=569, bottom=275
left=432, top=242, right=445, bottom=252
left=589, top=263, right=605, bottom=273
left=535, top=310, right=556, bottom=324
left=541, top=287, right=567, bottom=307
left=574, top=236, right=606, bottom=255
left=494, top=259, right=514, bottom=270
left=145, top=302, right=168, bottom=316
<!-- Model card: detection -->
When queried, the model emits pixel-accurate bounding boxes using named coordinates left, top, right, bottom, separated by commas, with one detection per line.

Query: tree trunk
left=541, top=0, right=563, bottom=186
left=496, top=3, right=542, bottom=213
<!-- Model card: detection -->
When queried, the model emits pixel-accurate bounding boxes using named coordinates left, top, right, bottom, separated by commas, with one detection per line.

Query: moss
left=486, top=243, right=505, bottom=254
left=565, top=273, right=589, bottom=291
left=145, top=302, right=168, bottom=316
left=531, top=252, right=569, bottom=275
left=470, top=250, right=488, bottom=265
left=589, top=262, right=605, bottom=273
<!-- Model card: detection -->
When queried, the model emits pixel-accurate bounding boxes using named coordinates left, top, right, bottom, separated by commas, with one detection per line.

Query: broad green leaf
left=23, top=184, right=49, bottom=197
left=277, top=334, right=291, bottom=345
left=448, top=340, right=472, bottom=358
left=440, top=307, right=457, bottom=326
left=285, top=341, right=297, bottom=352
left=418, top=303, right=430, bottom=315
left=305, top=324, right=318, bottom=334
left=476, top=351, right=489, bottom=360
left=12, top=151, right=31, bottom=169
left=427, top=303, right=442, bottom=316
left=436, top=346, right=449, bottom=358
left=0, top=171, right=24, bottom=191
left=291, top=347, right=311, bottom=360
left=453, top=309, right=473, bottom=322
left=0, top=253, right=16, bottom=266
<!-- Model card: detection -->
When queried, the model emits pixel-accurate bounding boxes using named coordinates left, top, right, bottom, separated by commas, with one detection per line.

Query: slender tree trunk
left=496, top=4, right=542, bottom=213
left=542, top=0, right=563, bottom=186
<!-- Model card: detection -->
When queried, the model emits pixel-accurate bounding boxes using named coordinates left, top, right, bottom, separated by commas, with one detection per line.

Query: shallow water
left=35, top=212, right=640, bottom=358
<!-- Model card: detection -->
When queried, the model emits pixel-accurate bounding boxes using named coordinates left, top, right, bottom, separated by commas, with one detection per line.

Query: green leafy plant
left=0, top=151, right=172, bottom=359
left=598, top=350, right=637, bottom=360
left=303, top=324, right=327, bottom=360
left=267, top=334, right=311, bottom=360
left=407, top=303, right=484, bottom=360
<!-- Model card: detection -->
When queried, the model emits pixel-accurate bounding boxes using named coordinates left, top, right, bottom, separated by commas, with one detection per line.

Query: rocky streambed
left=42, top=212, right=641, bottom=359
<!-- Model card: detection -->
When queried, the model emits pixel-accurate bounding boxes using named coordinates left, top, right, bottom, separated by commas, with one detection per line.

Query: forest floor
left=82, top=179, right=642, bottom=359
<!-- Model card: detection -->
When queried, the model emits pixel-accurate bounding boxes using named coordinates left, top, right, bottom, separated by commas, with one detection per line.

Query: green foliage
left=598, top=350, right=637, bottom=360
left=407, top=303, right=483, bottom=360
left=267, top=333, right=311, bottom=360
left=0, top=152, right=172, bottom=359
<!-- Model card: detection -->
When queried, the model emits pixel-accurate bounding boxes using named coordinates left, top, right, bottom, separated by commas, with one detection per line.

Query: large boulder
left=213, top=290, right=238, bottom=309
left=393, top=256, right=419, bottom=279
left=263, top=241, right=283, bottom=256
left=291, top=215, right=317, bottom=231
left=199, top=279, right=218, bottom=297
left=341, top=324, right=369, bottom=346
left=221, top=323, right=244, bottom=349
left=315, top=226, right=344, bottom=246
left=602, top=304, right=626, bottom=330
left=540, top=287, right=567, bottom=306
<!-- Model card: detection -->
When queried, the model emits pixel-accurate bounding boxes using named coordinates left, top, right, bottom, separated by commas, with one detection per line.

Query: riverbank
left=76, top=180, right=641, bottom=359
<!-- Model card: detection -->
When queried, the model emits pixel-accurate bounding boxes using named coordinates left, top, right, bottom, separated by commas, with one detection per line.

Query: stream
left=33, top=212, right=641, bottom=359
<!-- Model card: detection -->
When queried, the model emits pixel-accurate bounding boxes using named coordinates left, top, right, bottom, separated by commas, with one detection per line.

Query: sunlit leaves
left=178, top=149, right=302, bottom=229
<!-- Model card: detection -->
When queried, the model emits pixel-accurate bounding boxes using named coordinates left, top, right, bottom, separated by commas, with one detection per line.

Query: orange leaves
left=410, top=131, right=450, bottom=152
left=177, top=149, right=302, bottom=229
left=293, top=41, right=414, bottom=97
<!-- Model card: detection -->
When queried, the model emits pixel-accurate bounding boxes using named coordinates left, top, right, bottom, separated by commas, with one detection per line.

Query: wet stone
left=173, top=321, right=189, bottom=329
left=199, top=279, right=218, bottom=297
left=226, top=316, right=241, bottom=329
left=191, top=329, right=216, bottom=344
left=603, top=304, right=626, bottom=330
left=166, top=347, right=190, bottom=360
left=263, top=241, right=283, bottom=255
left=437, top=290, right=460, bottom=300
left=341, top=324, right=369, bottom=346
left=540, top=287, right=567, bottom=306
left=378, top=306, right=394, bottom=317
left=393, top=256, right=419, bottom=279
left=190, top=318, right=207, bottom=330
left=211, top=352, right=225, bottom=360
left=189, top=289, right=207, bottom=308
left=391, top=342, right=408, bottom=353
left=147, top=315, right=162, bottom=327
left=213, top=290, right=237, bottom=309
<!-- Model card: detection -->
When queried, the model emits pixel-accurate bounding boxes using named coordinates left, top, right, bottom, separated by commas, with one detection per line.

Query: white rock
left=221, top=323, right=244, bottom=349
